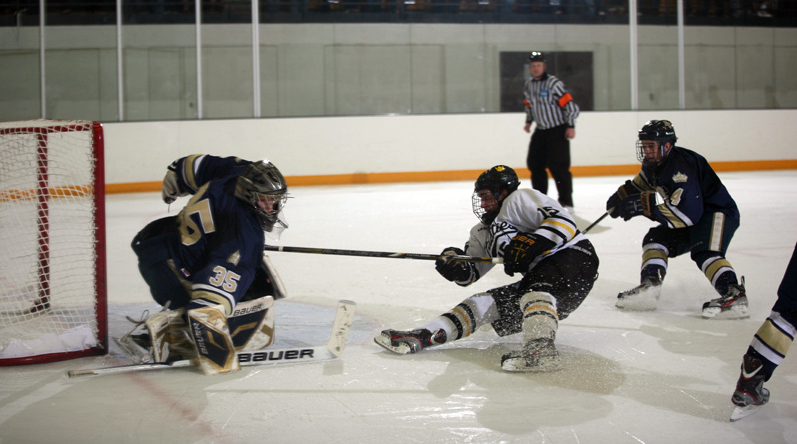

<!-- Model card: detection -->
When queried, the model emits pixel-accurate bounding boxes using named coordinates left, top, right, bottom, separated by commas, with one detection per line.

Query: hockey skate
left=374, top=328, right=446, bottom=355
left=113, top=310, right=156, bottom=363
left=730, top=354, right=770, bottom=422
left=501, top=338, right=560, bottom=372
left=615, top=276, right=662, bottom=311
left=702, top=280, right=749, bottom=319
left=114, top=333, right=154, bottom=364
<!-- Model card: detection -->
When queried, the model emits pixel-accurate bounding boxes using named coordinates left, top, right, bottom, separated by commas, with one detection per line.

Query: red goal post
left=0, top=119, right=108, bottom=365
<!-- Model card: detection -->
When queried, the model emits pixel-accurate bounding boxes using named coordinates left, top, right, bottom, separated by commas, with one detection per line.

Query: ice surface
left=1, top=171, right=796, bottom=443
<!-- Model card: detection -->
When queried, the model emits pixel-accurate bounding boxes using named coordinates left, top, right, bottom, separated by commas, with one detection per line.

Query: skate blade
left=113, top=336, right=154, bottom=364
left=615, top=296, right=658, bottom=311
left=373, top=334, right=412, bottom=355
left=702, top=305, right=750, bottom=320
left=501, top=356, right=561, bottom=373
left=730, top=404, right=762, bottom=422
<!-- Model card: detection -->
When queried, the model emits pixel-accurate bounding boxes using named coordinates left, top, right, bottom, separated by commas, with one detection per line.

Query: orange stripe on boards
left=103, top=161, right=797, bottom=194
left=106, top=182, right=161, bottom=194
left=0, top=185, right=93, bottom=202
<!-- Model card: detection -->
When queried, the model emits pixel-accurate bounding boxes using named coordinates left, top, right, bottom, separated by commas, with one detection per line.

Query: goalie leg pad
left=228, top=295, right=275, bottom=351
left=146, top=309, right=195, bottom=363
left=187, top=305, right=240, bottom=375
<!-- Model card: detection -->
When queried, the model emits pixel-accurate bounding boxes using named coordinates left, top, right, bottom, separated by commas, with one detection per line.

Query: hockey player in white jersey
left=374, top=165, right=599, bottom=372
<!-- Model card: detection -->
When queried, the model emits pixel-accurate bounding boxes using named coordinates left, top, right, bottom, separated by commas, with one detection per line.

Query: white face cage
left=254, top=192, right=290, bottom=236
left=256, top=193, right=288, bottom=217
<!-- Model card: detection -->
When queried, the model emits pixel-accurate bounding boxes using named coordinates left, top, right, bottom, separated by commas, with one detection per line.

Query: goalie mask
left=235, top=161, right=289, bottom=233
left=637, top=120, right=677, bottom=168
left=472, top=165, right=520, bottom=224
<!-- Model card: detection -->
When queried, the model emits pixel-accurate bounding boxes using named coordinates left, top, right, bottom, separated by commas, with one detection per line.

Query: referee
left=523, top=51, right=580, bottom=213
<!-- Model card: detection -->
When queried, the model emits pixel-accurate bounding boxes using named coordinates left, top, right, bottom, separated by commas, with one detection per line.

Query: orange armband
left=557, top=92, right=573, bottom=108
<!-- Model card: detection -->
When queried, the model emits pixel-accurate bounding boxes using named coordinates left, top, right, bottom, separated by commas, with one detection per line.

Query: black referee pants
left=527, top=124, right=573, bottom=207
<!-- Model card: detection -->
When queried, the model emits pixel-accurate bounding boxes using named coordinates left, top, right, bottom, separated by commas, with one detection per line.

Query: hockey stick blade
left=730, top=404, right=762, bottom=422
left=68, top=300, right=356, bottom=378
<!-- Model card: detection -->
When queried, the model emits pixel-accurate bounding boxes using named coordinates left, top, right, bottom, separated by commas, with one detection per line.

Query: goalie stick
left=67, top=300, right=356, bottom=378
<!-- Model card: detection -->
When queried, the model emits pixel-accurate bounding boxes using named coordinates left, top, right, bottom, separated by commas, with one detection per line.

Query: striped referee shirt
left=523, top=72, right=580, bottom=130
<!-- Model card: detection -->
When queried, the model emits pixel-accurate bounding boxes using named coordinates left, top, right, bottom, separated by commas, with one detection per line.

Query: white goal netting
left=0, top=119, right=107, bottom=365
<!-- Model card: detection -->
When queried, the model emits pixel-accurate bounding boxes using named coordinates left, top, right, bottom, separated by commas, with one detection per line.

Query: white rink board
left=103, top=110, right=797, bottom=185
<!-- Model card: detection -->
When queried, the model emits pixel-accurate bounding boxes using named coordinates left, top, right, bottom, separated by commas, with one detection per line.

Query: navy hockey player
left=731, top=242, right=797, bottom=421
left=605, top=120, right=747, bottom=319
left=374, top=165, right=599, bottom=372
left=130, top=154, right=289, bottom=374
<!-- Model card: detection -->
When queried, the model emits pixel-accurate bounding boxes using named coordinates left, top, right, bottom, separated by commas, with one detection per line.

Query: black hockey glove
left=503, top=233, right=556, bottom=277
left=435, top=247, right=475, bottom=283
left=606, top=180, right=638, bottom=219
left=618, top=191, right=657, bottom=221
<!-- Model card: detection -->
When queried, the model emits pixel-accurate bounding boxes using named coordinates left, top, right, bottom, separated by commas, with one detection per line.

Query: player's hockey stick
left=267, top=209, right=611, bottom=264
left=67, top=300, right=356, bottom=378
left=581, top=208, right=612, bottom=234
left=264, top=245, right=502, bottom=264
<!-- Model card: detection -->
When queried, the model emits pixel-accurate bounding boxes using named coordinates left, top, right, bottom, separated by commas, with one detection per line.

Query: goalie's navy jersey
left=167, top=154, right=265, bottom=313
left=633, top=146, right=739, bottom=229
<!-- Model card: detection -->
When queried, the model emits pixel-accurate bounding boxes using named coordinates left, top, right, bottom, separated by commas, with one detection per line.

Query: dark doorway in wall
left=500, top=51, right=593, bottom=113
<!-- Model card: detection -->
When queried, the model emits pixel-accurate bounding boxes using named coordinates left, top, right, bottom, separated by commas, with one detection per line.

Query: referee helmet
left=528, top=51, right=546, bottom=63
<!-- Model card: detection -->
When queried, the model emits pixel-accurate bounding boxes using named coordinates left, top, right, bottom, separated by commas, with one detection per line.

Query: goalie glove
left=618, top=191, right=657, bottom=221
left=435, top=247, right=476, bottom=285
left=503, top=233, right=556, bottom=277
left=161, top=167, right=189, bottom=204
left=606, top=180, right=639, bottom=218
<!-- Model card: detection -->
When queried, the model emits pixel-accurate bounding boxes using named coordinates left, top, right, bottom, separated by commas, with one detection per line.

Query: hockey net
left=0, top=120, right=107, bottom=366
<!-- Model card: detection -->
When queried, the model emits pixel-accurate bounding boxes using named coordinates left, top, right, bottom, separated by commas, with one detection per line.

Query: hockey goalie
left=121, top=154, right=289, bottom=375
